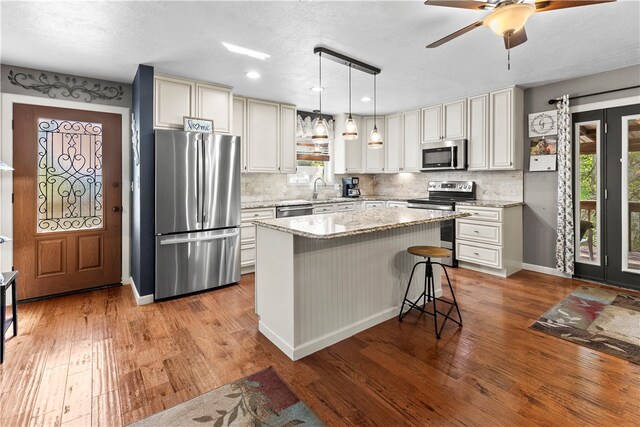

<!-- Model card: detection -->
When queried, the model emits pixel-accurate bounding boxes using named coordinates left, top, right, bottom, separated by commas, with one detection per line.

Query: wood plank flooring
left=1, top=269, right=639, bottom=426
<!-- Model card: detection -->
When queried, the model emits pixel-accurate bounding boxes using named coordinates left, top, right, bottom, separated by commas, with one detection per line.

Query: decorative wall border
left=7, top=70, right=123, bottom=102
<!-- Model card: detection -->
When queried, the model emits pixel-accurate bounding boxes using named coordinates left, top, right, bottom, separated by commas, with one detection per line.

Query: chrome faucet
left=312, top=177, right=327, bottom=200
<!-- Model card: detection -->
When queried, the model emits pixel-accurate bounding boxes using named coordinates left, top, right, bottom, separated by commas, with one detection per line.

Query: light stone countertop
left=253, top=207, right=470, bottom=239
left=241, top=196, right=409, bottom=210
left=456, top=200, right=525, bottom=208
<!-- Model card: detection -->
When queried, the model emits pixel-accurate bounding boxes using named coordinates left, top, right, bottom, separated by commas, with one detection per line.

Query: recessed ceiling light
left=361, top=96, right=372, bottom=102
left=245, top=71, right=261, bottom=79
left=310, top=86, right=324, bottom=92
left=222, top=42, right=270, bottom=60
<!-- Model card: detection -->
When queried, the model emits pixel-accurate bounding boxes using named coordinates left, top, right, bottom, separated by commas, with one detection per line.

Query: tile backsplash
left=241, top=171, right=523, bottom=202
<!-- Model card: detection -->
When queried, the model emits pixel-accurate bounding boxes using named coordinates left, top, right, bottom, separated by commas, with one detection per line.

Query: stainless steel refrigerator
left=154, top=130, right=241, bottom=299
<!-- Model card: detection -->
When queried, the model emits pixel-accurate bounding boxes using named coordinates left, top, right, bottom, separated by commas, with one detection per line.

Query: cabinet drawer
left=386, top=201, right=408, bottom=208
left=456, top=206, right=502, bottom=222
left=456, top=220, right=502, bottom=245
left=313, top=204, right=336, bottom=214
left=241, top=244, right=255, bottom=267
left=240, top=223, right=255, bottom=245
left=241, top=208, right=275, bottom=222
left=364, top=201, right=385, bottom=210
left=456, top=241, right=502, bottom=269
left=336, top=202, right=355, bottom=212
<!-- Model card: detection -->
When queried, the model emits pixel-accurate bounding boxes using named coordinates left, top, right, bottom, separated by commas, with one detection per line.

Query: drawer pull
left=474, top=230, right=480, bottom=233
left=474, top=252, right=480, bottom=256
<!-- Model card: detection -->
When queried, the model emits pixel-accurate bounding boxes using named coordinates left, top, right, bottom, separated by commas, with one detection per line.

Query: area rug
left=129, top=367, right=324, bottom=426
left=530, top=285, right=640, bottom=364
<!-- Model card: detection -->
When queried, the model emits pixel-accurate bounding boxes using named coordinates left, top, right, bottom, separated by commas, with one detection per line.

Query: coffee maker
left=342, top=177, right=361, bottom=198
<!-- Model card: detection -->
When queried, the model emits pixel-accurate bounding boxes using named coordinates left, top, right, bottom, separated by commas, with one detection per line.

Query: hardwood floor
left=1, top=269, right=638, bottom=426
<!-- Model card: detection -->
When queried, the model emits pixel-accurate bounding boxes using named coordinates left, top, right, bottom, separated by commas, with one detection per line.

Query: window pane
left=623, top=115, right=640, bottom=272
left=37, top=118, right=103, bottom=232
left=575, top=121, right=600, bottom=265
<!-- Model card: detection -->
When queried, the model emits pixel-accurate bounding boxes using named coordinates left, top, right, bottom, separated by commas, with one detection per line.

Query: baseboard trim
left=128, top=277, right=154, bottom=305
left=522, top=263, right=572, bottom=278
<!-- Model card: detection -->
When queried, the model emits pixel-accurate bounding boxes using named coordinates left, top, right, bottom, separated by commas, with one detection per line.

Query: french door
left=12, top=104, right=122, bottom=300
left=573, top=104, right=640, bottom=290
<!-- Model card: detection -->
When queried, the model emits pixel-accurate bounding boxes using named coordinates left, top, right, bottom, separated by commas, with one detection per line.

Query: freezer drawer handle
left=160, top=231, right=239, bottom=246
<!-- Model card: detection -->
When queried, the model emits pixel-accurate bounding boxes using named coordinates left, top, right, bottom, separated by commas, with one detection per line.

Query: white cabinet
left=313, top=204, right=336, bottom=215
left=455, top=205, right=522, bottom=277
left=489, top=87, right=523, bottom=170
left=233, top=97, right=247, bottom=172
left=421, top=99, right=466, bottom=143
left=247, top=99, right=280, bottom=172
left=385, top=114, right=402, bottom=173
left=334, top=114, right=364, bottom=174
left=363, top=117, right=385, bottom=172
left=386, top=201, right=408, bottom=208
left=154, top=75, right=232, bottom=133
left=402, top=109, right=421, bottom=172
left=241, top=207, right=276, bottom=273
left=335, top=202, right=356, bottom=212
left=154, top=75, right=195, bottom=129
left=196, top=83, right=233, bottom=134
left=467, top=94, right=489, bottom=170
left=280, top=105, right=297, bottom=173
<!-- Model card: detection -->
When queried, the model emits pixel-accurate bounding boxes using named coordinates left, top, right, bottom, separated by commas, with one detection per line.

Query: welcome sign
left=183, top=117, right=214, bottom=133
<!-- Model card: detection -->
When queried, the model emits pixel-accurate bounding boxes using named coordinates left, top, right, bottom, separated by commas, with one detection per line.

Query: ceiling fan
left=425, top=0, right=617, bottom=51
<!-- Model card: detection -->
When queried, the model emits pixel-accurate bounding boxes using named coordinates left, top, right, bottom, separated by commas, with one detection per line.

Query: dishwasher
left=276, top=204, right=314, bottom=218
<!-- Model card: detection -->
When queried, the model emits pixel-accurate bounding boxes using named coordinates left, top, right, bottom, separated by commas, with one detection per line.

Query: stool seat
left=408, top=246, right=452, bottom=258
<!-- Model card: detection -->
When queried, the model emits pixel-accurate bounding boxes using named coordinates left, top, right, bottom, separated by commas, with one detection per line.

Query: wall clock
left=528, top=110, right=558, bottom=137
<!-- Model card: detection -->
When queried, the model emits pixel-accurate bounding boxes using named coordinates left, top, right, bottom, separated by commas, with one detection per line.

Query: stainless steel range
left=407, top=181, right=476, bottom=267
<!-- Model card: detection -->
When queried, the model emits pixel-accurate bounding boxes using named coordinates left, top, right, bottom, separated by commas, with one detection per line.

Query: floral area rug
left=129, top=367, right=324, bottom=426
left=531, top=286, right=640, bottom=364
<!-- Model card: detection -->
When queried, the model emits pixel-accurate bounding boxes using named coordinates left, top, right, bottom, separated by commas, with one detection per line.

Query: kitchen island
left=253, top=208, right=469, bottom=360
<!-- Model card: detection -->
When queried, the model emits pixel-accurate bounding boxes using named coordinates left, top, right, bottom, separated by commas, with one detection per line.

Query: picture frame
left=528, top=110, right=558, bottom=138
left=529, top=136, right=557, bottom=171
left=183, top=116, right=214, bottom=133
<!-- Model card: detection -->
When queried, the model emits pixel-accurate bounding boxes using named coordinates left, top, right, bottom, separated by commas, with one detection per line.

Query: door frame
left=0, top=93, right=131, bottom=291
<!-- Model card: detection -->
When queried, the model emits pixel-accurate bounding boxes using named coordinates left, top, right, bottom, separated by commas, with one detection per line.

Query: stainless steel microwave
left=420, top=139, right=467, bottom=171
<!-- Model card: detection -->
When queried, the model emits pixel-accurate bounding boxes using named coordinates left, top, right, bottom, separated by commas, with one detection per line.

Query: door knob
left=112, top=206, right=122, bottom=213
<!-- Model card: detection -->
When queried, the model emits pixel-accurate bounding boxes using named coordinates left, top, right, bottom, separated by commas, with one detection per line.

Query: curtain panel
left=556, top=94, right=575, bottom=274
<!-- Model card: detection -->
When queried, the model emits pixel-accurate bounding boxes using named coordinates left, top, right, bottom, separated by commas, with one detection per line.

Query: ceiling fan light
left=368, top=125, right=383, bottom=149
left=484, top=3, right=535, bottom=36
left=312, top=118, right=329, bottom=140
left=342, top=115, right=358, bottom=140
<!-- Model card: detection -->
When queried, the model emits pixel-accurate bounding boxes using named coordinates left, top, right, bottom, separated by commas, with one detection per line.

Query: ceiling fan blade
left=503, top=27, right=528, bottom=49
left=423, top=0, right=491, bottom=11
left=426, top=20, right=484, bottom=48
left=534, top=0, right=616, bottom=12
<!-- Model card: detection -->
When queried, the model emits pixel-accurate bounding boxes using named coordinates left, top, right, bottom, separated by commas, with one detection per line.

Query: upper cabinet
left=467, top=87, right=523, bottom=171
left=422, top=99, right=466, bottom=143
left=247, top=99, right=280, bottom=173
left=196, top=83, right=233, bottom=134
left=363, top=117, right=385, bottom=172
left=280, top=105, right=297, bottom=174
left=385, top=114, right=402, bottom=173
left=154, top=75, right=195, bottom=129
left=489, top=87, right=523, bottom=170
left=333, top=114, right=363, bottom=174
left=402, top=109, right=421, bottom=172
left=232, top=97, right=247, bottom=171
left=154, top=74, right=232, bottom=134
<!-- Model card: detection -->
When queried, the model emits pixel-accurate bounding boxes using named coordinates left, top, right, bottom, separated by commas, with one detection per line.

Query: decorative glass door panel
left=37, top=118, right=103, bottom=232
left=574, top=120, right=601, bottom=265
left=621, top=114, right=640, bottom=273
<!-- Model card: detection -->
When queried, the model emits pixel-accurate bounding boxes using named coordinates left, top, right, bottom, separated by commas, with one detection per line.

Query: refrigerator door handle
left=159, top=230, right=239, bottom=246
left=201, top=135, right=207, bottom=224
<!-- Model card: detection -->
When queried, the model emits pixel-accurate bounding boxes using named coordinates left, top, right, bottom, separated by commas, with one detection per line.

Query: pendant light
left=368, top=74, right=383, bottom=149
left=342, top=65, right=358, bottom=140
left=312, top=52, right=329, bottom=141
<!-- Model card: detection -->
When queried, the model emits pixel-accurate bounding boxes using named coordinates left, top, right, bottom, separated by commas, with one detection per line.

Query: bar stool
left=398, top=246, right=462, bottom=339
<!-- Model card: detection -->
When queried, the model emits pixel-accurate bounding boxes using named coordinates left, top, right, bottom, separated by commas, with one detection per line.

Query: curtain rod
left=548, top=85, right=640, bottom=104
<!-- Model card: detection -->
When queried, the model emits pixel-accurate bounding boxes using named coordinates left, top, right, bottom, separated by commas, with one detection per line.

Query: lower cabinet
left=363, top=201, right=385, bottom=210
left=313, top=204, right=336, bottom=215
left=455, top=205, right=522, bottom=277
left=386, top=201, right=408, bottom=208
left=241, top=207, right=275, bottom=273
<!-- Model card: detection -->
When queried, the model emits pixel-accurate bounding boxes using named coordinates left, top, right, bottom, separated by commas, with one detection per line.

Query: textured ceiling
left=1, top=1, right=639, bottom=115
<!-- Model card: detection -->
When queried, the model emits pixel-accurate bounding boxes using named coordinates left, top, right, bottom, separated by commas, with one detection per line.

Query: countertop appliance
left=407, top=181, right=476, bottom=267
left=154, top=130, right=241, bottom=300
left=420, top=139, right=467, bottom=171
left=342, top=177, right=361, bottom=198
left=276, top=204, right=314, bottom=218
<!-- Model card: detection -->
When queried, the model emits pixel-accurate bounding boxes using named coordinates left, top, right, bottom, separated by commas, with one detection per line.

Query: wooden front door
left=13, top=104, right=122, bottom=300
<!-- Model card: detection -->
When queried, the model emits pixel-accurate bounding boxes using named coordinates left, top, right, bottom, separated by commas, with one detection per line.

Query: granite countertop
left=241, top=196, right=409, bottom=209
left=456, top=200, right=525, bottom=208
left=253, top=207, right=470, bottom=239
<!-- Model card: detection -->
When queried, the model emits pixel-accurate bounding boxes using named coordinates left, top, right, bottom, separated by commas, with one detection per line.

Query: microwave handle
left=451, top=146, right=456, bottom=168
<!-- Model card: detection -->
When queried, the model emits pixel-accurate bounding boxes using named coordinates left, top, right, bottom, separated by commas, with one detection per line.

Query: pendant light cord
left=318, top=52, right=322, bottom=114
left=348, top=65, right=352, bottom=116
left=373, top=74, right=377, bottom=126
